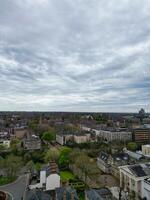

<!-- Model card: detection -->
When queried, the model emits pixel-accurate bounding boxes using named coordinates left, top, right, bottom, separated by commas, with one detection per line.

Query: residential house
left=30, top=161, right=60, bottom=191
left=119, top=163, right=150, bottom=198
left=56, top=187, right=78, bottom=200
left=26, top=189, right=51, bottom=200
left=85, top=188, right=112, bottom=200
left=97, top=152, right=111, bottom=174
left=23, top=133, right=41, bottom=150
left=97, top=152, right=129, bottom=178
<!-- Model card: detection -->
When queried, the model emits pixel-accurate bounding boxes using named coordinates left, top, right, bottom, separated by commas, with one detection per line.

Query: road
left=0, top=175, right=28, bottom=200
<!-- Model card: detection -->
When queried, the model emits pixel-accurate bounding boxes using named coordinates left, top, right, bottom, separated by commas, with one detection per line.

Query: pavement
left=0, top=174, right=29, bottom=200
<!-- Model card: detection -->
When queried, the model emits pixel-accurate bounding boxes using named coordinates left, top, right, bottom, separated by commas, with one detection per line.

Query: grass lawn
left=0, top=176, right=16, bottom=186
left=60, top=171, right=75, bottom=182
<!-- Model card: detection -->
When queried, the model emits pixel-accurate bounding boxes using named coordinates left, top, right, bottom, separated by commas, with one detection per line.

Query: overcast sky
left=0, top=0, right=150, bottom=112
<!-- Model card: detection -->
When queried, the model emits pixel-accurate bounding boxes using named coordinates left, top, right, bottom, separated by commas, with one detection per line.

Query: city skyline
left=0, top=0, right=150, bottom=112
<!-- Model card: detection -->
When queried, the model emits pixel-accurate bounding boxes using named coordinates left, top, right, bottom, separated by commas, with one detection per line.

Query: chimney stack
left=71, top=191, right=74, bottom=200
left=63, top=190, right=67, bottom=200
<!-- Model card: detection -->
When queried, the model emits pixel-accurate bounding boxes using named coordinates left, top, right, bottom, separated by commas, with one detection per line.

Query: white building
left=97, top=129, right=132, bottom=142
left=142, top=144, right=150, bottom=156
left=74, top=133, right=90, bottom=144
left=119, top=163, right=150, bottom=198
left=82, top=126, right=131, bottom=142
left=0, top=139, right=10, bottom=148
left=142, top=178, right=150, bottom=199
left=30, top=161, right=60, bottom=191
left=56, top=133, right=73, bottom=145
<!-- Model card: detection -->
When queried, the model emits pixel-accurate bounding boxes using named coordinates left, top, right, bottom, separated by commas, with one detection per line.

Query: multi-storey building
left=132, top=128, right=150, bottom=142
left=96, top=128, right=132, bottom=142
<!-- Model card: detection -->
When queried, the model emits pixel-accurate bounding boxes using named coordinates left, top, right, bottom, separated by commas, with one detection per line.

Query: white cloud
left=0, top=0, right=150, bottom=112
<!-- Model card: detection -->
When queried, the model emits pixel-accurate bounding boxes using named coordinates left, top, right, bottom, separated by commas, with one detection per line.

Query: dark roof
left=56, top=187, right=78, bottom=200
left=130, top=165, right=147, bottom=177
left=85, top=188, right=112, bottom=200
left=112, top=153, right=129, bottom=162
left=26, top=189, right=51, bottom=200
left=99, top=152, right=109, bottom=162
left=129, top=163, right=150, bottom=177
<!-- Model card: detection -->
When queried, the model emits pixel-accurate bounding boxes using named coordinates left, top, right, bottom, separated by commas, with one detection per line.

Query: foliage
left=28, top=120, right=38, bottom=131
left=35, top=162, right=42, bottom=172
left=0, top=176, right=16, bottom=186
left=42, top=129, right=56, bottom=142
left=10, top=139, right=21, bottom=153
left=44, top=147, right=60, bottom=163
left=127, top=142, right=138, bottom=152
left=59, top=147, right=72, bottom=168
left=26, top=160, right=35, bottom=172
left=0, top=154, right=22, bottom=177
left=60, top=171, right=75, bottom=182
left=31, top=150, right=45, bottom=163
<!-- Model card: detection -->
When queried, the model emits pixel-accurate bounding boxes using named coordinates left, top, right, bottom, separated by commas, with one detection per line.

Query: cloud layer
left=0, top=0, right=150, bottom=112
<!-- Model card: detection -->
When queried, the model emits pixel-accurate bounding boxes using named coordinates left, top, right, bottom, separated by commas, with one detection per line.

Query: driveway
left=0, top=174, right=28, bottom=200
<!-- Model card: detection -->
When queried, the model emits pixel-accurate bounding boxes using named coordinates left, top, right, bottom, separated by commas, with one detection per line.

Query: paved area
left=0, top=175, right=28, bottom=200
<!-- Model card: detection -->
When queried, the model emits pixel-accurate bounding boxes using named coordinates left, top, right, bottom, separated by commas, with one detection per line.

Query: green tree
left=59, top=147, right=72, bottom=168
left=75, top=152, right=90, bottom=182
left=44, top=147, right=60, bottom=163
left=3, top=155, right=22, bottom=177
left=42, top=129, right=56, bottom=142
left=35, top=163, right=42, bottom=173
left=127, top=142, right=138, bottom=151
left=26, top=160, right=35, bottom=173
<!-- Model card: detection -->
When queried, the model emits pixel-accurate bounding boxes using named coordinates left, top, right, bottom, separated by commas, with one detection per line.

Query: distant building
left=56, top=133, right=73, bottom=145
left=96, top=128, right=132, bottom=142
left=132, top=128, right=150, bottom=142
left=14, top=128, right=27, bottom=139
left=119, top=163, right=150, bottom=198
left=85, top=188, right=112, bottom=200
left=56, top=131, right=91, bottom=145
left=23, top=133, right=41, bottom=150
left=142, top=144, right=150, bottom=156
left=0, top=139, right=10, bottom=148
left=74, top=133, right=90, bottom=144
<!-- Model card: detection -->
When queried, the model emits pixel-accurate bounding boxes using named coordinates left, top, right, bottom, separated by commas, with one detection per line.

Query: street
left=0, top=175, right=28, bottom=200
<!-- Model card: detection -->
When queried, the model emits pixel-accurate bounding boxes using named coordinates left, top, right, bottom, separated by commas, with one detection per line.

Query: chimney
left=63, top=190, right=67, bottom=200
left=71, top=191, right=74, bottom=200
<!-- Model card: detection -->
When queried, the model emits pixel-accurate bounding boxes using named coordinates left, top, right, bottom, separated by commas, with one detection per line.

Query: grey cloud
left=0, top=0, right=150, bottom=112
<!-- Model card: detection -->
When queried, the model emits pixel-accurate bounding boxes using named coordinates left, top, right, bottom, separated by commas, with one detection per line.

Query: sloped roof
left=26, top=189, right=51, bottom=200
left=85, top=188, right=112, bottom=200
left=56, top=187, right=78, bottom=200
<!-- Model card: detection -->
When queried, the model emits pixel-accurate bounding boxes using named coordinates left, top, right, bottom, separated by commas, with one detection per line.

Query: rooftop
left=120, top=163, right=150, bottom=178
left=85, top=188, right=112, bottom=200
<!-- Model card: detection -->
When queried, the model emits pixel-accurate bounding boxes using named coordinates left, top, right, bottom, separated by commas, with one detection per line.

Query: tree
left=127, top=142, right=138, bottom=152
left=75, top=152, right=90, bottom=182
left=44, top=147, right=60, bottom=163
left=58, top=147, right=72, bottom=168
left=3, top=155, right=22, bottom=177
left=26, top=161, right=35, bottom=173
left=35, top=163, right=42, bottom=173
left=42, top=129, right=56, bottom=142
